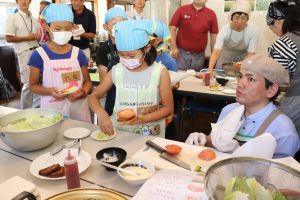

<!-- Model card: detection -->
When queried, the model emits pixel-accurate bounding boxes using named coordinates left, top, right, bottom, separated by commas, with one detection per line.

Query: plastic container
left=204, top=72, right=210, bottom=86
left=64, top=150, right=81, bottom=190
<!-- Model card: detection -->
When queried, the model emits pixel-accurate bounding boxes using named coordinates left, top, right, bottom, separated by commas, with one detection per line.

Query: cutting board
left=132, top=137, right=300, bottom=173
left=131, top=137, right=231, bottom=172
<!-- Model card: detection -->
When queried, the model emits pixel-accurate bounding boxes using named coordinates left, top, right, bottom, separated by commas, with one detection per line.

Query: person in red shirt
left=169, top=0, right=218, bottom=71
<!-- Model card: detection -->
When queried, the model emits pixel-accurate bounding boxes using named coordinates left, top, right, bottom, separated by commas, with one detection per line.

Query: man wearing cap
left=96, top=7, right=128, bottom=116
left=208, top=0, right=259, bottom=73
left=6, top=0, right=40, bottom=109
left=69, top=0, right=96, bottom=60
left=186, top=55, right=299, bottom=158
left=169, top=0, right=218, bottom=71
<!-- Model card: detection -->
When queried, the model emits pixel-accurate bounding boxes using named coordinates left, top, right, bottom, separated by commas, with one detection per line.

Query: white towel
left=233, top=133, right=276, bottom=159
left=211, top=105, right=245, bottom=152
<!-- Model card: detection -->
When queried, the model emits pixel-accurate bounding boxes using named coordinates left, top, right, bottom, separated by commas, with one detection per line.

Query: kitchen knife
left=146, top=140, right=191, bottom=170
left=50, top=139, right=80, bottom=156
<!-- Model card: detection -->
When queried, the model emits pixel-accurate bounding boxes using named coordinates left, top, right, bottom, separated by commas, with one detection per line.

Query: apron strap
left=114, top=63, right=123, bottom=87
left=254, top=109, right=282, bottom=137
left=71, top=47, right=79, bottom=59
left=36, top=47, right=50, bottom=61
left=149, top=63, right=164, bottom=89
left=237, top=109, right=282, bottom=146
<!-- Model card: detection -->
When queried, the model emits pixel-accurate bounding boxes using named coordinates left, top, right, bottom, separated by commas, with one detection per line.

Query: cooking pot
left=0, top=108, right=63, bottom=151
left=222, top=63, right=239, bottom=77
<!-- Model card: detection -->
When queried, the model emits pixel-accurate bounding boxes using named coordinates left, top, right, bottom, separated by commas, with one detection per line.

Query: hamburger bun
left=117, top=108, right=135, bottom=123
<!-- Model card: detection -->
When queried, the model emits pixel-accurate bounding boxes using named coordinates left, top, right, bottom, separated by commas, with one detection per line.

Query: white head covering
left=230, top=0, right=251, bottom=16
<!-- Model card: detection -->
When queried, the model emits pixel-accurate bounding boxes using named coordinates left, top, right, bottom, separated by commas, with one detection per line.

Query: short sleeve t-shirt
left=214, top=23, right=259, bottom=53
left=170, top=4, right=218, bottom=53
left=28, top=44, right=88, bottom=73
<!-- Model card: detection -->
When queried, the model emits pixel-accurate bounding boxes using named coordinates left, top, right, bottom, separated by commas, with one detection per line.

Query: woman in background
left=267, top=1, right=300, bottom=160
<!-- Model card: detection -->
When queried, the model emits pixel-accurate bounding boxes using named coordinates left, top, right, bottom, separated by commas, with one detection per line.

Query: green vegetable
left=225, top=176, right=274, bottom=200
left=194, top=165, right=202, bottom=172
left=2, top=113, right=61, bottom=131
left=273, top=192, right=286, bottom=200
left=96, top=132, right=109, bottom=140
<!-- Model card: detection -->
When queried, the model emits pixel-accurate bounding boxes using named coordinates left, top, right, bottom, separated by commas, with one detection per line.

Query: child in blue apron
left=28, top=4, right=92, bottom=122
left=89, top=20, right=174, bottom=137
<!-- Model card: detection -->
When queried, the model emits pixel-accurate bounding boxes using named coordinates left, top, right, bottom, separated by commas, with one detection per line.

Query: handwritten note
left=61, top=71, right=81, bottom=83
left=132, top=170, right=208, bottom=200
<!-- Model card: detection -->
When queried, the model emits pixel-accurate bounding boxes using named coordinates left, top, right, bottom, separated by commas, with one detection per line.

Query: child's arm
left=29, top=66, right=63, bottom=98
left=88, top=71, right=114, bottom=135
left=68, top=65, right=92, bottom=101
left=126, top=68, right=174, bottom=124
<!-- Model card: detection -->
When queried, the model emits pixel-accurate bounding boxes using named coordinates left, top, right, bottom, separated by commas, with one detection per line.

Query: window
left=0, top=1, right=18, bottom=45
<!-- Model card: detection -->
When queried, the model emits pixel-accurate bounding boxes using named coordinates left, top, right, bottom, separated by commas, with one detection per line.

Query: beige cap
left=230, top=0, right=251, bottom=15
left=240, top=54, right=290, bottom=87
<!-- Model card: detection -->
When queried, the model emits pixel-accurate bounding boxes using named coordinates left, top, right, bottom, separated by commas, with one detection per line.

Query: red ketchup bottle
left=64, top=150, right=81, bottom=189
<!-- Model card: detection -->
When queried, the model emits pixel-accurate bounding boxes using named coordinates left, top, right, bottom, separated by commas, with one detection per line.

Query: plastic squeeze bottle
left=64, top=150, right=81, bottom=189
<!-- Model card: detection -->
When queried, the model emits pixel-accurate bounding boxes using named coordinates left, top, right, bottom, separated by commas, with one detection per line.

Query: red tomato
left=165, top=144, right=182, bottom=155
left=198, top=149, right=216, bottom=161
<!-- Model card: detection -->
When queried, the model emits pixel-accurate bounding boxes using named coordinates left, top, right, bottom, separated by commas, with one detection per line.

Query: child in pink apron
left=28, top=4, right=92, bottom=122
left=89, top=20, right=174, bottom=136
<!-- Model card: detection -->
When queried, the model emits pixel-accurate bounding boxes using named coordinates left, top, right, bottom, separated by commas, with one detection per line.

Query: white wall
left=181, top=0, right=278, bottom=56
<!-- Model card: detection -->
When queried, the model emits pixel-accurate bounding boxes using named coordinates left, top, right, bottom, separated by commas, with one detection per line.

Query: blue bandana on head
left=153, top=20, right=171, bottom=41
left=153, top=20, right=171, bottom=51
left=115, top=19, right=155, bottom=51
left=41, top=3, right=73, bottom=24
left=115, top=19, right=171, bottom=51
left=105, top=7, right=128, bottom=24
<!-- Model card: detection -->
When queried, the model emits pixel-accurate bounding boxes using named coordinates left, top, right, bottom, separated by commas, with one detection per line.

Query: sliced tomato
left=198, top=149, right=216, bottom=161
left=165, top=144, right=182, bottom=155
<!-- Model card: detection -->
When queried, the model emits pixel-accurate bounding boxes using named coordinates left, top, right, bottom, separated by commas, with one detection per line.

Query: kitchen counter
left=1, top=106, right=299, bottom=199
left=0, top=106, right=154, bottom=199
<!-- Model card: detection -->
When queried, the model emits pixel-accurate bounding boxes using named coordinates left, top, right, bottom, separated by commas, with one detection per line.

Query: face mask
left=50, top=28, right=72, bottom=45
left=108, top=26, right=116, bottom=38
left=120, top=53, right=144, bottom=70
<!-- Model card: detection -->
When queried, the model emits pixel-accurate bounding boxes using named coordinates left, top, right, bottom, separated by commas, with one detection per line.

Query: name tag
left=61, top=71, right=81, bottom=83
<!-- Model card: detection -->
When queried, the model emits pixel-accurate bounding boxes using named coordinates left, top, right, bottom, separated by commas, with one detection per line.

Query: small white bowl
left=117, top=159, right=155, bottom=186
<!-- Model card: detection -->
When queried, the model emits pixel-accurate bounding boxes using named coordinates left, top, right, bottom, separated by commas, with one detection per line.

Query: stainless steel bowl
left=0, top=108, right=63, bottom=151
left=204, top=157, right=300, bottom=200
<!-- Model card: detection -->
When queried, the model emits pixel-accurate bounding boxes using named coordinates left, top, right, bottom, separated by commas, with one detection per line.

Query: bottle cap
left=64, top=150, right=76, bottom=165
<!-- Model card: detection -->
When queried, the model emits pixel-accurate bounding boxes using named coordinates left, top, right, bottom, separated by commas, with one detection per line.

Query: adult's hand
left=185, top=132, right=207, bottom=146
left=171, top=47, right=180, bottom=59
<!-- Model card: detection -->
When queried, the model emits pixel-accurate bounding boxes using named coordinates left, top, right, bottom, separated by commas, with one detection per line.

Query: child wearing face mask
left=28, top=4, right=92, bottom=122
left=96, top=7, right=128, bottom=117
left=89, top=20, right=174, bottom=137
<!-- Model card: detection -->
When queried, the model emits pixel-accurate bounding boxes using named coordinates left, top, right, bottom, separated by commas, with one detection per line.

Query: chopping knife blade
left=146, top=140, right=191, bottom=170
left=50, top=139, right=80, bottom=156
